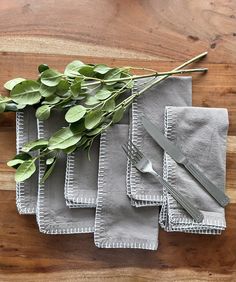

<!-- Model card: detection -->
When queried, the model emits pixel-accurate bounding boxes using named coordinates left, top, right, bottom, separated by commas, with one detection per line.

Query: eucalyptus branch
left=3, top=51, right=208, bottom=182
left=82, top=67, right=207, bottom=87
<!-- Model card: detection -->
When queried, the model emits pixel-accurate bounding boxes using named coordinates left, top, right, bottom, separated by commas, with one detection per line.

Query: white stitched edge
left=16, top=111, right=36, bottom=215
left=126, top=114, right=161, bottom=207
left=64, top=152, right=97, bottom=206
left=159, top=106, right=226, bottom=234
left=126, top=80, right=163, bottom=203
left=66, top=198, right=96, bottom=208
left=96, top=241, right=158, bottom=250
left=36, top=119, right=94, bottom=235
left=94, top=128, right=157, bottom=250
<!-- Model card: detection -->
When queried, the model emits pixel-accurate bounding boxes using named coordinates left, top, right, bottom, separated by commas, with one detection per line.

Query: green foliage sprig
left=1, top=52, right=208, bottom=182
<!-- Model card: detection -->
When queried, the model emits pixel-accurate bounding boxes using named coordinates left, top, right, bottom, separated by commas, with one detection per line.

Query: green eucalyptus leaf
left=84, top=110, right=103, bottom=130
left=38, top=64, right=49, bottom=73
left=104, top=68, right=122, bottom=85
left=95, top=89, right=112, bottom=100
left=41, top=69, right=63, bottom=87
left=56, top=80, right=70, bottom=97
left=15, top=159, right=36, bottom=182
left=8, top=152, right=32, bottom=168
left=94, top=64, right=112, bottom=74
left=112, top=107, right=125, bottom=123
left=40, top=159, right=57, bottom=183
left=46, top=157, right=55, bottom=165
left=10, top=80, right=41, bottom=105
left=70, top=80, right=82, bottom=97
left=65, top=105, right=87, bottom=123
left=70, top=120, right=85, bottom=133
left=0, top=95, right=11, bottom=103
left=4, top=78, right=26, bottom=91
left=12, top=152, right=32, bottom=161
left=64, top=60, right=84, bottom=77
left=103, top=99, right=115, bottom=112
left=22, top=139, right=49, bottom=152
left=40, top=84, right=56, bottom=97
left=85, top=96, right=100, bottom=106
left=4, top=102, right=26, bottom=112
left=36, top=105, right=51, bottom=120
left=4, top=103, right=19, bottom=112
left=7, top=159, right=24, bottom=167
left=42, top=95, right=61, bottom=105
left=78, top=65, right=94, bottom=77
left=48, top=127, right=82, bottom=150
left=0, top=96, right=12, bottom=112
left=86, top=127, right=103, bottom=136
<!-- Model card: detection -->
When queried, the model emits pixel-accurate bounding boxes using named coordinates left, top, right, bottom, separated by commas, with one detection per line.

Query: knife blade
left=142, top=116, right=230, bottom=207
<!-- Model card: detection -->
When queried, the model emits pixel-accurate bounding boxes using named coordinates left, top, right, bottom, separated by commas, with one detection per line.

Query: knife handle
left=151, top=171, right=204, bottom=223
left=184, top=161, right=229, bottom=207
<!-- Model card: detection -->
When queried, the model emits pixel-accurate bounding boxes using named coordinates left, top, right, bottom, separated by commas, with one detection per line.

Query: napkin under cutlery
left=36, top=110, right=95, bottom=234
left=94, top=124, right=159, bottom=250
left=16, top=107, right=38, bottom=214
left=127, top=77, right=192, bottom=206
left=159, top=106, right=228, bottom=234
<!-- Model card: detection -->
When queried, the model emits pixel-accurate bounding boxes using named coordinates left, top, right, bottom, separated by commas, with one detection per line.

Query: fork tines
left=122, top=141, right=143, bottom=164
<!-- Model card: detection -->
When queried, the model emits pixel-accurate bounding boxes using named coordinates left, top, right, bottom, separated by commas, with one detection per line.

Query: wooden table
left=0, top=1, right=235, bottom=281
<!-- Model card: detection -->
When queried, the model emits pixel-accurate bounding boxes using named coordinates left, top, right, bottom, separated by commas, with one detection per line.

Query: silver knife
left=142, top=116, right=229, bottom=207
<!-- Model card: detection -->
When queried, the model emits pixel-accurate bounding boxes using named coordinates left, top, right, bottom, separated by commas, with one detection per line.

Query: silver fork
left=122, top=141, right=204, bottom=223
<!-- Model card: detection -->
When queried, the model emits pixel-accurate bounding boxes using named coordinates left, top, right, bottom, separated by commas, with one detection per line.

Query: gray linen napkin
left=64, top=137, right=99, bottom=208
left=36, top=110, right=95, bottom=234
left=127, top=77, right=192, bottom=205
left=159, top=106, right=228, bottom=234
left=16, top=107, right=38, bottom=214
left=64, top=92, right=131, bottom=208
left=94, top=124, right=159, bottom=250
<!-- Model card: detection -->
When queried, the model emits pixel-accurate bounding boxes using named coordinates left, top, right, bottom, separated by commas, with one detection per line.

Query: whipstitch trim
left=16, top=111, right=35, bottom=214
left=127, top=81, right=163, bottom=203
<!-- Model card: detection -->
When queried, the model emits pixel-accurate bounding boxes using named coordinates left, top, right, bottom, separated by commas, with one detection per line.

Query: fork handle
left=150, top=171, right=204, bottom=223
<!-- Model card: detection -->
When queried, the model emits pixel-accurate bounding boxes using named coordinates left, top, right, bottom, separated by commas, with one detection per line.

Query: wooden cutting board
left=0, top=1, right=235, bottom=281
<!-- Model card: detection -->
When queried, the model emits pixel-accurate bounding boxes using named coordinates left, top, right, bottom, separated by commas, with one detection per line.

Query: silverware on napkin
left=159, top=106, right=228, bottom=234
left=122, top=141, right=204, bottom=223
left=142, top=116, right=230, bottom=207
left=127, top=76, right=192, bottom=206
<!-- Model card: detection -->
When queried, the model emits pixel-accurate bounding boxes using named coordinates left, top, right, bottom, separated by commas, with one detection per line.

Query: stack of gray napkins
left=15, top=77, right=229, bottom=250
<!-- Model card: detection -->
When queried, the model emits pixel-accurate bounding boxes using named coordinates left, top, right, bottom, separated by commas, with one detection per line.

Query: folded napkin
left=127, top=77, right=192, bottom=205
left=64, top=91, right=131, bottom=208
left=36, top=110, right=95, bottom=234
left=16, top=107, right=38, bottom=214
left=94, top=124, right=159, bottom=250
left=159, top=106, right=228, bottom=234
left=64, top=137, right=99, bottom=208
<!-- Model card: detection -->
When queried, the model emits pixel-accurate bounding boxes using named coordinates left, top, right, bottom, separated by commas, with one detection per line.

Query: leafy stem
left=4, top=51, right=208, bottom=182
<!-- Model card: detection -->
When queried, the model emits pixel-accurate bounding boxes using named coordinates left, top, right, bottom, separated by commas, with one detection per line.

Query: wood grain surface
left=0, top=1, right=235, bottom=281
